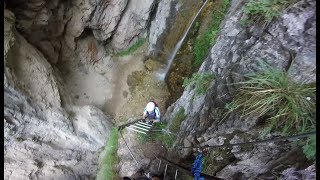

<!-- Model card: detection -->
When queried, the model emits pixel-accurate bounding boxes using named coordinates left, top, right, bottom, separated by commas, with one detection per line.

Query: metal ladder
left=125, top=121, right=153, bottom=134
left=156, top=158, right=179, bottom=180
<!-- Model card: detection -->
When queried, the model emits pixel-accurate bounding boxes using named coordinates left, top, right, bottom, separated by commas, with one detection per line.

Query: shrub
left=193, top=0, right=231, bottom=68
left=115, top=38, right=146, bottom=56
left=225, top=63, right=316, bottom=134
left=183, top=72, right=214, bottom=95
left=96, top=128, right=119, bottom=180
left=243, top=0, right=295, bottom=25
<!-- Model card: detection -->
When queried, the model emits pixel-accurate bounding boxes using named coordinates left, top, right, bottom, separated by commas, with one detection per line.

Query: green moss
left=183, top=72, right=214, bottom=95
left=115, top=38, right=146, bottom=57
left=96, top=128, right=119, bottom=180
left=192, top=0, right=231, bottom=68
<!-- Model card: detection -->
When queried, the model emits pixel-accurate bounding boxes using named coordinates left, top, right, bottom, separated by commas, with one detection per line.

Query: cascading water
left=156, top=0, right=209, bottom=81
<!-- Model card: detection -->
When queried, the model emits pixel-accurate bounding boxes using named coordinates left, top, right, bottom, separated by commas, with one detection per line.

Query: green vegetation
left=138, top=107, right=187, bottom=149
left=193, top=0, right=231, bottom=68
left=183, top=72, right=214, bottom=95
left=243, top=0, right=295, bottom=25
left=303, top=136, right=316, bottom=160
left=97, top=128, right=119, bottom=180
left=115, top=38, right=146, bottom=56
left=169, top=107, right=187, bottom=133
left=225, top=62, right=316, bottom=135
left=138, top=123, right=176, bottom=149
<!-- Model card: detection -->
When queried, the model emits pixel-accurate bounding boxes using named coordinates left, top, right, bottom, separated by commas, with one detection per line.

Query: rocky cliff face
left=162, top=0, right=316, bottom=179
left=6, top=0, right=156, bottom=64
left=4, top=8, right=114, bottom=179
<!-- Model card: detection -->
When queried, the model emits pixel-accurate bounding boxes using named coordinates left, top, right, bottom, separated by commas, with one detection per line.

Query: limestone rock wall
left=4, top=9, right=113, bottom=179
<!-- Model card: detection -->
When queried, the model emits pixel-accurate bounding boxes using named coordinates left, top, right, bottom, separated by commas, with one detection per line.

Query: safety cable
left=119, top=130, right=140, bottom=166
left=177, top=131, right=316, bottom=149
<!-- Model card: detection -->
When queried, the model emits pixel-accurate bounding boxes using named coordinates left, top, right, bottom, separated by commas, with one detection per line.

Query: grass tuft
left=115, top=38, right=146, bottom=57
left=97, top=128, right=119, bottom=180
left=183, top=72, right=214, bottom=95
left=225, top=62, right=316, bottom=135
left=243, top=0, right=295, bottom=26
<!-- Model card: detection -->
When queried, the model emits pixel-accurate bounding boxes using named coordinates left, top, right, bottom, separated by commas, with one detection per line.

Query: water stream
left=156, top=0, right=209, bottom=81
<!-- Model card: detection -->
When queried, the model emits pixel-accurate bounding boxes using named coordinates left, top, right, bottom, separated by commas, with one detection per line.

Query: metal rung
left=164, top=164, right=168, bottom=179
left=137, top=122, right=153, bottom=127
left=135, top=123, right=152, bottom=129
left=175, top=169, right=178, bottom=179
left=158, top=160, right=161, bottom=171
left=126, top=127, right=147, bottom=134
left=129, top=125, right=150, bottom=132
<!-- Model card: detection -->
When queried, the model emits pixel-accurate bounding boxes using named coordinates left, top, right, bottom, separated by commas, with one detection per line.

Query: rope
left=177, top=131, right=316, bottom=149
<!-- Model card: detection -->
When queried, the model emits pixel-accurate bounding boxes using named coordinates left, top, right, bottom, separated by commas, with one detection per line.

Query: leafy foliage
left=243, top=0, right=294, bottom=25
left=193, top=0, right=231, bottom=68
left=115, top=38, right=146, bottom=56
left=183, top=72, right=214, bottom=95
left=303, top=136, right=316, bottom=160
left=97, top=128, right=119, bottom=180
left=225, top=63, right=316, bottom=135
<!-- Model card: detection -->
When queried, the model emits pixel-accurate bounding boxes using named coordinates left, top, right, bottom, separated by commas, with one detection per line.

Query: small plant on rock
left=183, top=72, right=214, bottom=95
left=303, top=136, right=316, bottom=161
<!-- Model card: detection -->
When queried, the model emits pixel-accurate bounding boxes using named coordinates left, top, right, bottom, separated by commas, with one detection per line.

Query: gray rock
left=148, top=0, right=175, bottom=56
left=4, top=9, right=113, bottom=179
left=111, top=0, right=155, bottom=50
left=90, top=0, right=128, bottom=41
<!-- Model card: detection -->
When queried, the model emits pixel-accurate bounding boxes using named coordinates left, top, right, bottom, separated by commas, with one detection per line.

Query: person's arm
left=142, top=108, right=147, bottom=119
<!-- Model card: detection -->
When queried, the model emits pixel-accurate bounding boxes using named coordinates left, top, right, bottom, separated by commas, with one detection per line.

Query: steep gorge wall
left=162, top=0, right=316, bottom=179
left=4, top=9, right=114, bottom=179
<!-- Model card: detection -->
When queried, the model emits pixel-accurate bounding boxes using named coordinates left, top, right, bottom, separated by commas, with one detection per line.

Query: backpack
left=151, top=101, right=158, bottom=107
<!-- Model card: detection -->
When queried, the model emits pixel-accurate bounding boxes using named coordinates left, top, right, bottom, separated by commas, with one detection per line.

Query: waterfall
left=157, top=0, right=209, bottom=81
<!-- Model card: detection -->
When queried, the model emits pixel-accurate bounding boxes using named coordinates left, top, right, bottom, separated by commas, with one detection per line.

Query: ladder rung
left=164, top=164, right=168, bottom=179
left=137, top=122, right=153, bottom=127
left=175, top=169, right=178, bottom=179
left=126, top=127, right=147, bottom=134
left=158, top=160, right=161, bottom=171
left=129, top=125, right=150, bottom=132
left=135, top=123, right=152, bottom=129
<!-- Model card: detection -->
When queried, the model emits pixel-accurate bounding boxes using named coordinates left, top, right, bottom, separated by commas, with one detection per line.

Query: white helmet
left=146, top=102, right=155, bottom=112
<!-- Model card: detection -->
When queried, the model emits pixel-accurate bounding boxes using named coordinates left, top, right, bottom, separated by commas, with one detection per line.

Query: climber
left=191, top=147, right=209, bottom=180
left=142, top=101, right=160, bottom=125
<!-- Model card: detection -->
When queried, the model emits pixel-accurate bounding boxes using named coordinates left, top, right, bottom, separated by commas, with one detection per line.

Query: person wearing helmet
left=142, top=101, right=160, bottom=125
